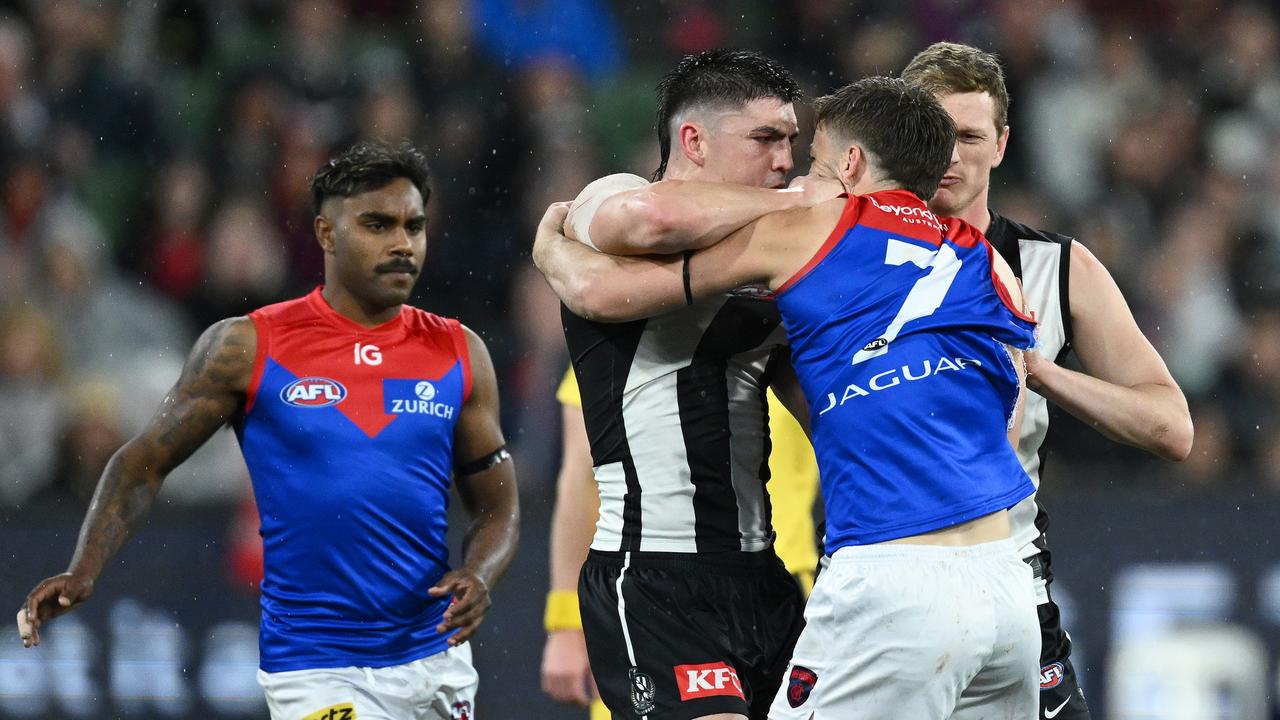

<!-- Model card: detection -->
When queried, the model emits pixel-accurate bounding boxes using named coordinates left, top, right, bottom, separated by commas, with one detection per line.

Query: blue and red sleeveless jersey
left=233, top=287, right=472, bottom=672
left=775, top=190, right=1037, bottom=552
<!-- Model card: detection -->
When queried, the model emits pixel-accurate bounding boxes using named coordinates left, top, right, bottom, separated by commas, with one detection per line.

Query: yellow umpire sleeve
left=557, top=366, right=582, bottom=408
left=766, top=390, right=819, bottom=596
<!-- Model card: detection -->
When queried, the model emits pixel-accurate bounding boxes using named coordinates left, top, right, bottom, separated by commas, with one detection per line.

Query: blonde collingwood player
left=902, top=42, right=1194, bottom=720
left=16, top=142, right=519, bottom=720
left=537, top=77, right=1042, bottom=719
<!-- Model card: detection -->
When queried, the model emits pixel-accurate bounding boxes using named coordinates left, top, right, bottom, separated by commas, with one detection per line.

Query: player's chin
left=930, top=184, right=967, bottom=216
left=374, top=274, right=417, bottom=303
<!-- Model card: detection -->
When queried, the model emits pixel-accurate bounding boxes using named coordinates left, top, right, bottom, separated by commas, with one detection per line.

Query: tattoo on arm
left=68, top=317, right=256, bottom=580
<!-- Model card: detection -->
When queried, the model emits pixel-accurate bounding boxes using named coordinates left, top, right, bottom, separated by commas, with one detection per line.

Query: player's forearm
left=1029, top=362, right=1193, bottom=461
left=548, top=477, right=598, bottom=591
left=66, top=442, right=166, bottom=581
left=588, top=180, right=806, bottom=255
left=534, top=232, right=684, bottom=323
left=460, top=501, right=520, bottom=591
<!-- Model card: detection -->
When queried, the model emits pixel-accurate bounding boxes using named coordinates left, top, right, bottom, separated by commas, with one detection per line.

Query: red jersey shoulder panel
left=776, top=193, right=863, bottom=295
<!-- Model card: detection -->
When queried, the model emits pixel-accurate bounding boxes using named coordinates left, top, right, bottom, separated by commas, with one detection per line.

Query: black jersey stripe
left=680, top=297, right=784, bottom=552
left=562, top=304, right=648, bottom=551
left=1056, top=236, right=1074, bottom=359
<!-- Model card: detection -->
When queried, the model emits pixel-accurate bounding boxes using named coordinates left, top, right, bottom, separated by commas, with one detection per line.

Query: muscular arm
left=19, top=317, right=254, bottom=646
left=1026, top=241, right=1193, bottom=460
left=432, top=326, right=519, bottom=645
left=569, top=174, right=811, bottom=255
left=534, top=199, right=844, bottom=323
left=534, top=202, right=685, bottom=322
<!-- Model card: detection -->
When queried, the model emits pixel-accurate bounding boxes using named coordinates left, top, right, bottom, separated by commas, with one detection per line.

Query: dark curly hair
left=653, top=49, right=801, bottom=181
left=310, top=141, right=431, bottom=214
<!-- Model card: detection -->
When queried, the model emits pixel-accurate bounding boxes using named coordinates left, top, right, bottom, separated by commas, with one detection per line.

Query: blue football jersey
left=234, top=288, right=471, bottom=672
left=775, top=190, right=1037, bottom=552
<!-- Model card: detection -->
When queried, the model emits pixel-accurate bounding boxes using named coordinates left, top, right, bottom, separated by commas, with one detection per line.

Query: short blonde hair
left=902, top=42, right=1009, bottom=131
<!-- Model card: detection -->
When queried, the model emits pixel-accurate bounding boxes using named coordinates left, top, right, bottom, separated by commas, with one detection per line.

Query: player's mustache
left=375, top=259, right=419, bottom=275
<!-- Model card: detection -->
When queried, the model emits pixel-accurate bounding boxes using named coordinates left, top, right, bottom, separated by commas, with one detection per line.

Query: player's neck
left=955, top=190, right=993, bottom=233
left=321, top=285, right=401, bottom=327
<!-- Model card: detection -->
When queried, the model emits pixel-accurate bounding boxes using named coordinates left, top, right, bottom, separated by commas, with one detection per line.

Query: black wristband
left=456, top=446, right=511, bottom=476
left=682, top=251, right=694, bottom=306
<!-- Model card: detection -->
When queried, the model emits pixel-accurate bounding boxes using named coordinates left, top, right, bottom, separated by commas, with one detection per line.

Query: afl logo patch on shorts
left=1040, top=661, right=1065, bottom=690
left=787, top=665, right=818, bottom=708
left=281, top=377, right=347, bottom=407
left=628, top=667, right=657, bottom=715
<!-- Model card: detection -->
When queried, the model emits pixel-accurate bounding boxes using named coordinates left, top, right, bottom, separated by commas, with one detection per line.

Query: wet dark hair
left=813, top=77, right=956, bottom=201
left=310, top=141, right=431, bottom=214
left=653, top=49, right=802, bottom=180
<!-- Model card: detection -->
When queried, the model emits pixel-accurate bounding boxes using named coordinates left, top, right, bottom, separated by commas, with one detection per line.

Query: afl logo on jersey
left=1040, top=662, right=1065, bottom=690
left=281, top=377, right=347, bottom=407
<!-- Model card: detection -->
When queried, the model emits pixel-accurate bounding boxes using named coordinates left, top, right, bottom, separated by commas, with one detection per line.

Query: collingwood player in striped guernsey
left=532, top=51, right=828, bottom=720
left=903, top=42, right=1195, bottom=720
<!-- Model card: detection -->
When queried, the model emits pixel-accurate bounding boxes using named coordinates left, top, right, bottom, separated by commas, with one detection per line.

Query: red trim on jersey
left=305, top=286, right=408, bottom=333
left=450, top=319, right=473, bottom=403
left=941, top=216, right=984, bottom=249
left=855, top=189, right=946, bottom=243
left=776, top=194, right=860, bottom=296
left=243, top=313, right=270, bottom=415
left=985, top=240, right=1038, bottom=324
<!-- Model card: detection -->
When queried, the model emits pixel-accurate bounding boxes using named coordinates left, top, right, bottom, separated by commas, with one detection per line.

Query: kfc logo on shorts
left=449, top=700, right=471, bottom=720
left=1040, top=662, right=1066, bottom=690
left=674, top=662, right=744, bottom=702
left=787, top=665, right=818, bottom=708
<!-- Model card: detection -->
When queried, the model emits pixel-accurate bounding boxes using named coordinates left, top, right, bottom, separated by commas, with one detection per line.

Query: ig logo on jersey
left=281, top=377, right=347, bottom=407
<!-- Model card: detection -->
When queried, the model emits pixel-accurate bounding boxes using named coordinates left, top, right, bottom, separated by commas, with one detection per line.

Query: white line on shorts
left=616, top=551, right=638, bottom=664
left=616, top=551, right=647, bottom=719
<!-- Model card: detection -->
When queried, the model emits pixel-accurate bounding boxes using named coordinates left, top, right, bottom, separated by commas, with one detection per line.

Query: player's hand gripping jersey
left=774, top=190, right=1038, bottom=550
left=234, top=288, right=471, bottom=672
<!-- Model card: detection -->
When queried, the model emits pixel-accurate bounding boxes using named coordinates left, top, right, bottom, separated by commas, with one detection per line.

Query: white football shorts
left=258, top=643, right=477, bottom=720
left=770, top=539, right=1038, bottom=719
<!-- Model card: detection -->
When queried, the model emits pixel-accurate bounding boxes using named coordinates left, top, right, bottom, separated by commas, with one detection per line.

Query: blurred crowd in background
left=1, top=0, right=1278, bottom=513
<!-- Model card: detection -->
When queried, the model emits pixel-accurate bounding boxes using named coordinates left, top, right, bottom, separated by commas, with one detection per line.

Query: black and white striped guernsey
left=985, top=210, right=1074, bottom=569
left=562, top=294, right=788, bottom=554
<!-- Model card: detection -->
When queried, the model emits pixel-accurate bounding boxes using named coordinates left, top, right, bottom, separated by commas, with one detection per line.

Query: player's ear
left=992, top=125, right=1010, bottom=169
left=315, top=215, right=336, bottom=254
left=840, top=143, right=863, bottom=191
left=677, top=121, right=708, bottom=168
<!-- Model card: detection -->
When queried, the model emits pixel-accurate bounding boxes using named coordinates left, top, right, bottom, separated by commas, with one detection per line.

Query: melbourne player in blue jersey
left=16, top=142, right=519, bottom=719
left=536, top=77, right=1040, bottom=718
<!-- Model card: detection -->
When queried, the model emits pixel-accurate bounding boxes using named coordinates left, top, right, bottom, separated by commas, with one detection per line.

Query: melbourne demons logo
left=280, top=377, right=347, bottom=408
left=787, top=665, right=817, bottom=708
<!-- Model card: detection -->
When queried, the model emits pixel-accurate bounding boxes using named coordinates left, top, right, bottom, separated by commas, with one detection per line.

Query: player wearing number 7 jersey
left=535, top=76, right=1041, bottom=719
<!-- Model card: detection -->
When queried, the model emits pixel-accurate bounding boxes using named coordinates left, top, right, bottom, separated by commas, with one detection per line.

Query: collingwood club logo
left=628, top=667, right=656, bottom=714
